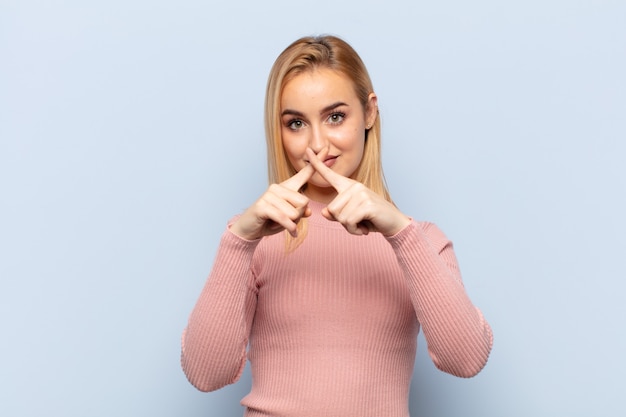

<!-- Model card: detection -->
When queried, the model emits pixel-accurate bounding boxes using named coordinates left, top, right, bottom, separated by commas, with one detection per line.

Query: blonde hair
left=264, top=35, right=392, bottom=250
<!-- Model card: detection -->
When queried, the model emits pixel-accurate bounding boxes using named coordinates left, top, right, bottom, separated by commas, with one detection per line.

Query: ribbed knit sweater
left=182, top=200, right=493, bottom=417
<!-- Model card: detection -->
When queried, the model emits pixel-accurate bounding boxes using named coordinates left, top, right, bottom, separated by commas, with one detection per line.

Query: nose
left=308, top=125, right=327, bottom=154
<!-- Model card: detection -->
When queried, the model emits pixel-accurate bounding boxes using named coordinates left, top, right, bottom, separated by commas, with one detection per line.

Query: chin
left=308, top=173, right=333, bottom=188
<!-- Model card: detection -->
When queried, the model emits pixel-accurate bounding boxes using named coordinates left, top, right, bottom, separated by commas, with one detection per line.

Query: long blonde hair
left=264, top=35, right=391, bottom=250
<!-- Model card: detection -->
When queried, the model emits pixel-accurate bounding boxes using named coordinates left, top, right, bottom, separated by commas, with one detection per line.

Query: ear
left=365, top=93, right=378, bottom=128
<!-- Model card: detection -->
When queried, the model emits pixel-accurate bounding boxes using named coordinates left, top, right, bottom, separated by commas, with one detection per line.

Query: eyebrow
left=281, top=101, right=349, bottom=117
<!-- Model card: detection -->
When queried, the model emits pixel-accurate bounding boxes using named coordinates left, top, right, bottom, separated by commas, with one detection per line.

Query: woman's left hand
left=306, top=147, right=411, bottom=236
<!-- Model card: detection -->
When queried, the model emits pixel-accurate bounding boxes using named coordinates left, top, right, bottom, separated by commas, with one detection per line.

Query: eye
left=327, top=112, right=345, bottom=125
left=287, top=119, right=305, bottom=131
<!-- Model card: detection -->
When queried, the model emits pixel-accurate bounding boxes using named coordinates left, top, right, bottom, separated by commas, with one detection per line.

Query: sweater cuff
left=384, top=220, right=425, bottom=249
left=220, top=227, right=262, bottom=255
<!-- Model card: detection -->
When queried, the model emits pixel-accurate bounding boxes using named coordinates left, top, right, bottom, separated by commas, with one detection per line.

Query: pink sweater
left=182, top=200, right=492, bottom=417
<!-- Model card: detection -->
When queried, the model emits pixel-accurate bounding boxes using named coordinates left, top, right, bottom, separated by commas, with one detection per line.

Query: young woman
left=181, top=35, right=493, bottom=417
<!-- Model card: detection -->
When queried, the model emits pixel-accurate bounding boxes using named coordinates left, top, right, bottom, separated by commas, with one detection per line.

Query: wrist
left=229, top=219, right=260, bottom=241
left=382, top=215, right=412, bottom=237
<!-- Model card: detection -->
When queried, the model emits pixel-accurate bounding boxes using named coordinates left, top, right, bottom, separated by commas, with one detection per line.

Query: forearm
left=181, top=229, right=259, bottom=391
left=387, top=222, right=493, bottom=378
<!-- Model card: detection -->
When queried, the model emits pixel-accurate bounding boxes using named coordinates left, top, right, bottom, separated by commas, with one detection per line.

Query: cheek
left=281, top=134, right=307, bottom=166
left=330, top=126, right=364, bottom=153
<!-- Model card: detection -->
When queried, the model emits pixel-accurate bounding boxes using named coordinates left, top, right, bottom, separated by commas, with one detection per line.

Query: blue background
left=1, top=1, right=625, bottom=416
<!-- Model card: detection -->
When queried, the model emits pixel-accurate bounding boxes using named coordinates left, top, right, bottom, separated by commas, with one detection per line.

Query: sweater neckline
left=305, top=200, right=345, bottom=230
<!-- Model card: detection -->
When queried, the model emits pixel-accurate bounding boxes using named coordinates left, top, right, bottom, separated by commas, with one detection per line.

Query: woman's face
left=280, top=68, right=377, bottom=201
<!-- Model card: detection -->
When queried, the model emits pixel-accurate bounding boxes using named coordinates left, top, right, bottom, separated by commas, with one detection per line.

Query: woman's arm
left=296, top=149, right=492, bottom=376
left=182, top=163, right=317, bottom=391
left=181, top=229, right=260, bottom=392
left=386, top=222, right=493, bottom=378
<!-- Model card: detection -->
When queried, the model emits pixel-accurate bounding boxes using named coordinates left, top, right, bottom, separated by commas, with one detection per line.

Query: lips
left=323, top=155, right=338, bottom=167
left=303, top=154, right=339, bottom=168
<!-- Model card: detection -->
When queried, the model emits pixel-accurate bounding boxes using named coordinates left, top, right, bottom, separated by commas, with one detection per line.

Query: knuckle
left=352, top=182, right=366, bottom=193
left=287, top=207, right=300, bottom=221
left=296, top=195, right=309, bottom=207
left=255, top=197, right=268, bottom=210
left=268, top=183, right=281, bottom=193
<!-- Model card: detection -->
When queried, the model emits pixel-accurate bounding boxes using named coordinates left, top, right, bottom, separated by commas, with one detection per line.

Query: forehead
left=281, top=68, right=358, bottom=108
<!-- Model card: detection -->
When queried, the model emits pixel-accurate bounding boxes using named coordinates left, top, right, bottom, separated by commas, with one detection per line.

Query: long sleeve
left=181, top=229, right=260, bottom=392
left=181, top=203, right=493, bottom=415
left=386, top=221, right=493, bottom=378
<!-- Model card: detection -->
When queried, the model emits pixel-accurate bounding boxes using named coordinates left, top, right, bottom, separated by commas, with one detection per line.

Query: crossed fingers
left=304, top=147, right=410, bottom=236
left=305, top=147, right=374, bottom=235
left=304, top=147, right=353, bottom=194
left=232, top=147, right=406, bottom=240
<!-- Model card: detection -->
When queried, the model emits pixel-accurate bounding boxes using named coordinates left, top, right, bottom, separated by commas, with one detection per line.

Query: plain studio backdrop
left=1, top=1, right=624, bottom=416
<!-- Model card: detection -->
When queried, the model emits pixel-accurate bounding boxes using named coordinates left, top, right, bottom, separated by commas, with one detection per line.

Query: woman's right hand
left=229, top=164, right=315, bottom=240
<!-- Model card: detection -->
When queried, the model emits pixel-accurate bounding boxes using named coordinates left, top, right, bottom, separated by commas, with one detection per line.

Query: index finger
left=305, top=147, right=353, bottom=192
left=281, top=162, right=315, bottom=191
